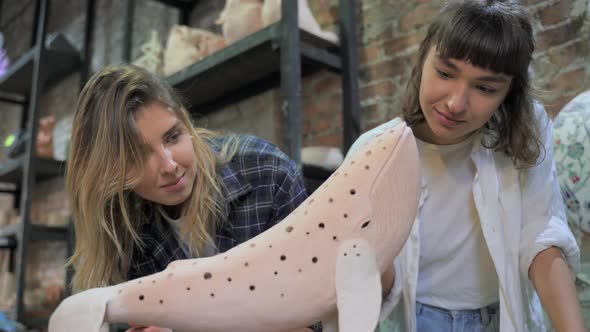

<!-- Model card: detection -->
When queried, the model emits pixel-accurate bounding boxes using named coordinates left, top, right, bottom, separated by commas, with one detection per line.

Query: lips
left=161, top=173, right=185, bottom=188
left=435, top=110, right=464, bottom=123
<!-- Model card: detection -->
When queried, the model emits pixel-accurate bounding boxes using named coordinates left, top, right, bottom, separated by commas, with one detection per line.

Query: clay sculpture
left=48, top=118, right=421, bottom=332
left=215, top=0, right=263, bottom=45
left=163, top=25, right=225, bottom=77
left=261, top=0, right=339, bottom=44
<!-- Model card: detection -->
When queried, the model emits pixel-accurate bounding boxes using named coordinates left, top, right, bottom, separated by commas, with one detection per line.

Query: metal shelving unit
left=125, top=0, right=361, bottom=166
left=0, top=0, right=95, bottom=327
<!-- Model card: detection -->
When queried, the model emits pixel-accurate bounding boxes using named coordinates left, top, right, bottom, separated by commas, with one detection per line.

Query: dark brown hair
left=402, top=0, right=544, bottom=168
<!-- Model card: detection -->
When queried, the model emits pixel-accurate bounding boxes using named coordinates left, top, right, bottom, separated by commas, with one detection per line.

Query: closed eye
left=476, top=85, right=498, bottom=95
left=435, top=68, right=453, bottom=79
left=165, top=130, right=182, bottom=144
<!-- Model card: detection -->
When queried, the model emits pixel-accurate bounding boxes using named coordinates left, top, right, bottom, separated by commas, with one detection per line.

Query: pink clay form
left=48, top=118, right=421, bottom=332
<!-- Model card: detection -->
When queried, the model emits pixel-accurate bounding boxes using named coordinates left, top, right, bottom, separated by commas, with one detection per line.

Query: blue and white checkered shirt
left=129, top=134, right=307, bottom=277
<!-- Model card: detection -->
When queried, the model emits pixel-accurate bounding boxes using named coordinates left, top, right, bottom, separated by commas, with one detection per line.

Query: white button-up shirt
left=350, top=109, right=580, bottom=332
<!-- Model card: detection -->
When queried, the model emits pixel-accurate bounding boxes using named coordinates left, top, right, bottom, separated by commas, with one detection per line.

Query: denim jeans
left=416, top=302, right=500, bottom=332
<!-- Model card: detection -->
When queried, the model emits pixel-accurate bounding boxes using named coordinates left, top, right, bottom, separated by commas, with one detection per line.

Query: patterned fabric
left=553, top=90, right=590, bottom=234
left=128, top=134, right=308, bottom=277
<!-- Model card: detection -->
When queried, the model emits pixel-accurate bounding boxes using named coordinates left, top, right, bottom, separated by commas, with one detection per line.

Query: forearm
left=529, top=246, right=585, bottom=331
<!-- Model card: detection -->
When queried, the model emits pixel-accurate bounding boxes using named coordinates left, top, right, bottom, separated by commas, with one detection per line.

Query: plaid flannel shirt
left=129, top=134, right=308, bottom=276
left=127, top=135, right=324, bottom=331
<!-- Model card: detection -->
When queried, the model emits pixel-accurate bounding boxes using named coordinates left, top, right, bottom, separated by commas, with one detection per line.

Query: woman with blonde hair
left=66, top=64, right=313, bottom=331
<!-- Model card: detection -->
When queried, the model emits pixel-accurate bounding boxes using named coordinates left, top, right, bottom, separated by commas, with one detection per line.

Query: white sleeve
left=379, top=256, right=404, bottom=321
left=518, top=104, right=580, bottom=280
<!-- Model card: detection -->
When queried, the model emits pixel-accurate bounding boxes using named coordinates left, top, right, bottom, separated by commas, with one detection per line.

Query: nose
left=446, top=83, right=468, bottom=114
left=158, top=147, right=178, bottom=175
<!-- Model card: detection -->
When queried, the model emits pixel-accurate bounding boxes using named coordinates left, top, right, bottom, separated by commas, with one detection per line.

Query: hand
left=125, top=325, right=173, bottom=332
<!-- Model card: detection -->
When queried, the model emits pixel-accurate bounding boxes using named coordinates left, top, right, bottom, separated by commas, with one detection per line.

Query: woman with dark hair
left=353, top=0, right=584, bottom=331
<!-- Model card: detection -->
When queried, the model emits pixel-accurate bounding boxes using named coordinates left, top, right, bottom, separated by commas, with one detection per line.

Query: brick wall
left=0, top=0, right=588, bottom=315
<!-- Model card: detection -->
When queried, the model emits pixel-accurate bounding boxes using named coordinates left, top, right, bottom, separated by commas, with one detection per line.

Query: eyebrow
left=437, top=56, right=510, bottom=83
left=163, top=120, right=182, bottom=139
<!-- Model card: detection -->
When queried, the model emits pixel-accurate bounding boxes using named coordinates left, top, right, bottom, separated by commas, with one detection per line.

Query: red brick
left=315, top=133, right=342, bottom=147
left=311, top=116, right=333, bottom=133
left=383, top=29, right=426, bottom=56
left=360, top=80, right=396, bottom=101
left=361, top=56, right=414, bottom=81
left=320, top=95, right=342, bottom=114
left=547, top=40, right=588, bottom=68
left=539, top=0, right=573, bottom=26
left=550, top=68, right=586, bottom=94
left=313, top=74, right=342, bottom=97
left=400, top=3, right=440, bottom=32
left=360, top=41, right=381, bottom=64
left=536, top=17, right=584, bottom=51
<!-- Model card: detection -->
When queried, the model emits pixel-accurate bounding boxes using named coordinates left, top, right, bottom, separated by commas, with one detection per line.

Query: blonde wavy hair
left=67, top=65, right=236, bottom=290
left=402, top=0, right=544, bottom=168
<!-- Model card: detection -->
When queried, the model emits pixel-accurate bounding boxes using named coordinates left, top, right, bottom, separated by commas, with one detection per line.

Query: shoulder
left=212, top=134, right=301, bottom=182
left=347, top=117, right=403, bottom=159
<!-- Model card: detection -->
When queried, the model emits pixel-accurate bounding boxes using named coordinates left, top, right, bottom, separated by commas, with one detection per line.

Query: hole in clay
left=357, top=253, right=361, bottom=257
left=344, top=173, right=348, bottom=177
left=118, top=290, right=122, bottom=294
left=227, top=277, right=232, bottom=282
left=281, top=293, right=284, bottom=298
left=306, top=231, right=310, bottom=235
left=160, top=300, right=164, bottom=304
left=365, top=165, right=370, bottom=170
left=250, top=243, right=256, bottom=248
left=312, top=257, right=318, bottom=263
left=210, top=293, right=215, bottom=298
left=286, top=226, right=294, bottom=233
left=298, top=269, right=302, bottom=272
left=249, top=285, right=256, bottom=291
left=280, top=255, right=287, bottom=261
left=244, top=262, right=249, bottom=267
left=344, top=253, right=348, bottom=256
left=328, top=198, right=334, bottom=203
left=152, top=280, right=156, bottom=284
left=138, top=280, right=142, bottom=284
left=224, top=256, right=228, bottom=260
left=353, top=245, right=357, bottom=248
left=333, top=236, right=338, bottom=240
left=382, top=146, right=387, bottom=150
left=269, top=244, right=273, bottom=248
left=350, top=189, right=356, bottom=195
left=304, top=211, right=308, bottom=215
left=366, top=150, right=372, bottom=156
left=168, top=273, right=173, bottom=278
left=186, top=287, right=191, bottom=291
left=343, top=213, right=348, bottom=218
left=351, top=161, right=355, bottom=165
left=274, top=271, right=278, bottom=275
left=139, top=295, right=145, bottom=300
left=319, top=223, right=325, bottom=229
left=204, top=272, right=212, bottom=280
left=362, top=221, right=371, bottom=228
left=309, top=199, right=315, bottom=205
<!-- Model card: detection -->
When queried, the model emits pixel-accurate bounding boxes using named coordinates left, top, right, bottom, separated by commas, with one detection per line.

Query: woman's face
left=414, top=46, right=513, bottom=145
left=131, top=102, right=197, bottom=206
